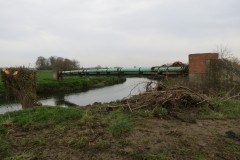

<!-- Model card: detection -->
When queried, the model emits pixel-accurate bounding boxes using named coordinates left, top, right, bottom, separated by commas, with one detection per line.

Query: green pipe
left=60, top=66, right=186, bottom=76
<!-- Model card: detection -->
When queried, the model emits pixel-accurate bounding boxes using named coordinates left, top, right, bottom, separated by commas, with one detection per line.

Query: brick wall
left=189, top=53, right=219, bottom=74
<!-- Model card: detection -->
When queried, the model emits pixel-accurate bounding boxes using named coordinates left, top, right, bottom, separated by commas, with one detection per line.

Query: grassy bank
left=0, top=98, right=240, bottom=159
left=36, top=70, right=126, bottom=94
left=0, top=70, right=126, bottom=96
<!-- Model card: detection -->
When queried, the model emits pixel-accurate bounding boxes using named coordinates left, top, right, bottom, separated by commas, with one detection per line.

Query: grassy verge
left=0, top=98, right=239, bottom=159
left=197, top=98, right=240, bottom=119
left=0, top=106, right=132, bottom=159
left=0, top=70, right=126, bottom=97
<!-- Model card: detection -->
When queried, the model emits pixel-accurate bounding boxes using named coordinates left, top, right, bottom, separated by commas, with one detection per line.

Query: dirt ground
left=3, top=115, right=240, bottom=160
left=127, top=118, right=240, bottom=160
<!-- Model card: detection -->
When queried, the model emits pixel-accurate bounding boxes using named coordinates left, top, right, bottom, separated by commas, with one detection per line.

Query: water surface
left=0, top=78, right=154, bottom=114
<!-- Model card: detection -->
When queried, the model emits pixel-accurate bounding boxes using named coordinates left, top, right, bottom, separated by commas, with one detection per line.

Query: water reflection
left=0, top=78, right=155, bottom=114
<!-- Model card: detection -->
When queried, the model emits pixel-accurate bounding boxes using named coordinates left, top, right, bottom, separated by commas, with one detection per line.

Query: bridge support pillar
left=53, top=71, right=62, bottom=80
left=188, top=53, right=219, bottom=86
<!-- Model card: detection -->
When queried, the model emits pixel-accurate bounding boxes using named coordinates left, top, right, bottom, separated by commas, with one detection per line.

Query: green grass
left=198, top=99, right=240, bottom=119
left=36, top=70, right=126, bottom=94
left=0, top=106, right=84, bottom=126
left=0, top=70, right=126, bottom=97
left=108, top=110, right=132, bottom=136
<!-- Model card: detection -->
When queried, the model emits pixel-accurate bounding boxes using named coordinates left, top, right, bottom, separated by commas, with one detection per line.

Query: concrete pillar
left=53, top=71, right=59, bottom=80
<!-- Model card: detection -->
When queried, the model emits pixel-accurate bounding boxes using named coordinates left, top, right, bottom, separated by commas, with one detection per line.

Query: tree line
left=35, top=56, right=80, bottom=71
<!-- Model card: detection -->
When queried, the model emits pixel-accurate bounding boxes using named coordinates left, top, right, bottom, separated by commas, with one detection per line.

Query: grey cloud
left=0, top=0, right=240, bottom=67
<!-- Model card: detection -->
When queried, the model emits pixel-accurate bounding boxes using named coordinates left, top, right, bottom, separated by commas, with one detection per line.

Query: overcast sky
left=0, top=0, right=240, bottom=68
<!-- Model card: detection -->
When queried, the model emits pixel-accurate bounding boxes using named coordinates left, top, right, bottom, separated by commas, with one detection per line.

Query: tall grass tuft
left=108, top=110, right=132, bottom=136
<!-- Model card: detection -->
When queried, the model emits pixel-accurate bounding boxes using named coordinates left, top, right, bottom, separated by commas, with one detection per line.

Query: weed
left=108, top=110, right=132, bottom=136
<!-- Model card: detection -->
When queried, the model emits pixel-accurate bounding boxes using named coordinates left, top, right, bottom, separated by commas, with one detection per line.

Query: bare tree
left=35, top=56, right=49, bottom=70
left=35, top=56, right=80, bottom=71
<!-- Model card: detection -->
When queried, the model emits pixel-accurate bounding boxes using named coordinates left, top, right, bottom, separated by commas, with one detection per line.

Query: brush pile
left=121, top=83, right=213, bottom=112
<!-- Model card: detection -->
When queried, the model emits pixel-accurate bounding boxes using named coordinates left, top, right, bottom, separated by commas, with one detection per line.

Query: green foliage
left=199, top=99, right=240, bottom=119
left=218, top=100, right=240, bottom=118
left=108, top=110, right=132, bottom=136
left=1, top=67, right=37, bottom=108
left=0, top=106, right=84, bottom=126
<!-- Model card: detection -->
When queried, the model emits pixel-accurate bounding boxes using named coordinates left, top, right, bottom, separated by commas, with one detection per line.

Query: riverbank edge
left=0, top=76, right=126, bottom=102
left=36, top=76, right=126, bottom=94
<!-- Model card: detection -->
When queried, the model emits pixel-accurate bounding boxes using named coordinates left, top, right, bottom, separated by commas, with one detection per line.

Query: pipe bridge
left=58, top=66, right=187, bottom=79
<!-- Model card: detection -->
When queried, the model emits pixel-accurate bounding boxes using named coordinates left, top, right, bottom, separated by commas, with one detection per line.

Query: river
left=0, top=78, right=156, bottom=114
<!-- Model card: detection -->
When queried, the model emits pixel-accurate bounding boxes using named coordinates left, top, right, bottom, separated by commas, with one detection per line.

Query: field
left=0, top=70, right=126, bottom=96
left=0, top=71, right=240, bottom=159
left=0, top=95, right=240, bottom=159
